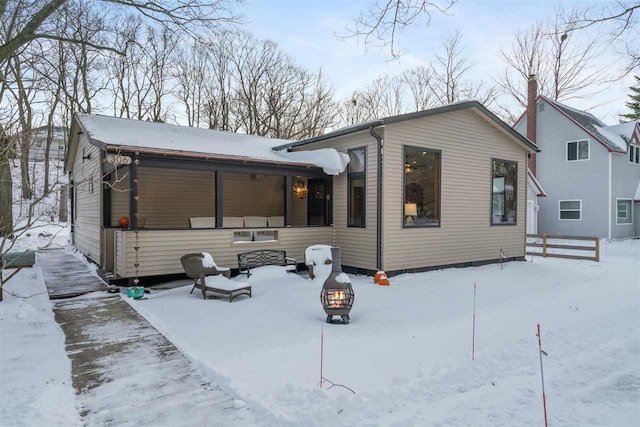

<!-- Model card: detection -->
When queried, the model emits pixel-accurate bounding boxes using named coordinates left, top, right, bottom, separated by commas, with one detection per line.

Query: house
left=65, top=101, right=538, bottom=282
left=15, top=125, right=68, bottom=162
left=515, top=75, right=640, bottom=239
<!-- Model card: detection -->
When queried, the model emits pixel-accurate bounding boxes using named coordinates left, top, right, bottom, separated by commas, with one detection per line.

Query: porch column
left=129, top=154, right=138, bottom=229
left=215, top=170, right=223, bottom=228
left=284, top=175, right=292, bottom=226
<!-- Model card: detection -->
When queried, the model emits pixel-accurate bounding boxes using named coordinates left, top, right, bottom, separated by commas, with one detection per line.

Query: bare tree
left=561, top=2, right=639, bottom=72
left=431, top=30, right=497, bottom=105
left=498, top=15, right=610, bottom=121
left=344, top=0, right=456, bottom=57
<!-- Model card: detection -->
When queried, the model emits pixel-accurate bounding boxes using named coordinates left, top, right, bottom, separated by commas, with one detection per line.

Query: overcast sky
left=239, top=0, right=636, bottom=124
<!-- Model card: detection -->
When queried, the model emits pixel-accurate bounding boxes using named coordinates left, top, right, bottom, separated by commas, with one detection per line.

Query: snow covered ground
left=128, top=240, right=640, bottom=426
left=0, top=265, right=80, bottom=426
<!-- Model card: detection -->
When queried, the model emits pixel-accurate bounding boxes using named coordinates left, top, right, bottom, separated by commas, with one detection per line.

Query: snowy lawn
left=0, top=224, right=79, bottom=427
left=0, top=268, right=80, bottom=426
left=127, top=241, right=640, bottom=426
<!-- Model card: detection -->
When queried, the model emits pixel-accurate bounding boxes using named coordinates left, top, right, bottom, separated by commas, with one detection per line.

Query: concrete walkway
left=38, top=250, right=108, bottom=299
left=39, top=251, right=259, bottom=426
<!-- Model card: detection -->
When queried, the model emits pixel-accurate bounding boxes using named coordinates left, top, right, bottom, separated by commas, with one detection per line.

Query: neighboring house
left=65, top=102, right=538, bottom=281
left=515, top=76, right=640, bottom=239
left=527, top=169, right=547, bottom=234
left=15, top=125, right=68, bottom=162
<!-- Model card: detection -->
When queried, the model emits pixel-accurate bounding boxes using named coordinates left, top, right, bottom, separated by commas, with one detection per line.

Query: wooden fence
left=526, top=234, right=600, bottom=262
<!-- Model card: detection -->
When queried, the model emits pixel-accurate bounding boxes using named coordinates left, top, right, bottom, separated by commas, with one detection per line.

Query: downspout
left=370, top=125, right=383, bottom=271
left=608, top=151, right=612, bottom=240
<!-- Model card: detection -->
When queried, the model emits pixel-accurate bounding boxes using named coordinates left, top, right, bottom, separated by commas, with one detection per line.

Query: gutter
left=369, top=125, right=383, bottom=271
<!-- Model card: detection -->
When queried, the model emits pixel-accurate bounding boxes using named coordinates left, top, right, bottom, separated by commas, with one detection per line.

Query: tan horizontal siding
left=115, top=227, right=333, bottom=278
left=72, top=130, right=101, bottom=262
left=293, top=129, right=380, bottom=270
left=383, top=108, right=527, bottom=271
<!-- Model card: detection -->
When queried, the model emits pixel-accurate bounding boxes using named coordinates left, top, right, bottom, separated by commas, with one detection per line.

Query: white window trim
left=615, top=198, right=633, bottom=225
left=565, top=139, right=590, bottom=162
left=628, top=144, right=640, bottom=165
left=559, top=199, right=582, bottom=221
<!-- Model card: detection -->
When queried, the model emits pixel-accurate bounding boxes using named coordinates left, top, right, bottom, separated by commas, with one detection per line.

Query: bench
left=237, top=250, right=297, bottom=277
left=1, top=251, right=36, bottom=301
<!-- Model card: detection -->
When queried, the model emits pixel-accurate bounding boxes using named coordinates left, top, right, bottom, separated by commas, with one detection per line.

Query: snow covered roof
left=73, top=113, right=348, bottom=175
left=540, top=96, right=628, bottom=152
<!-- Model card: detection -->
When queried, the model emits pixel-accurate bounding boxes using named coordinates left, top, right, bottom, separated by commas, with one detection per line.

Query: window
left=404, top=146, right=441, bottom=227
left=559, top=200, right=582, bottom=220
left=491, top=159, right=517, bottom=225
left=629, top=145, right=640, bottom=165
left=617, top=199, right=632, bottom=225
left=348, top=147, right=366, bottom=227
left=566, top=139, right=589, bottom=161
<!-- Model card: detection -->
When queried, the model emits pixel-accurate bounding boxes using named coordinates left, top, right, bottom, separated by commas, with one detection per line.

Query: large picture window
left=403, top=146, right=441, bottom=227
left=491, top=159, right=517, bottom=225
left=348, top=147, right=366, bottom=227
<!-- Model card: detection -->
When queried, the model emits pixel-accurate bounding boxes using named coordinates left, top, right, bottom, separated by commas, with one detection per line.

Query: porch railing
left=112, top=226, right=333, bottom=278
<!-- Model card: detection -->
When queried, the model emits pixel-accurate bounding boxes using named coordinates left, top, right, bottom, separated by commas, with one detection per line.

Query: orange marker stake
left=537, top=324, right=549, bottom=427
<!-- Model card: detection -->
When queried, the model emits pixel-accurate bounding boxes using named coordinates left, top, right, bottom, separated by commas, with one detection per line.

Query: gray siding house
left=515, top=81, right=640, bottom=239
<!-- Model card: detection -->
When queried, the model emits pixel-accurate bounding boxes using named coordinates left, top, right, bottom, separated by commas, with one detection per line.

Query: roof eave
left=104, top=144, right=323, bottom=169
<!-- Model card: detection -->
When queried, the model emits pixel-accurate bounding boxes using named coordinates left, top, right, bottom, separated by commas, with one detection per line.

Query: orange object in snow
left=119, top=217, right=130, bottom=227
left=378, top=276, right=390, bottom=286
left=374, top=271, right=386, bottom=283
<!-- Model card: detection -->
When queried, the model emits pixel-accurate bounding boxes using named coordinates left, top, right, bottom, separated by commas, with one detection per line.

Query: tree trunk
left=59, top=184, right=68, bottom=222
left=0, top=135, right=13, bottom=237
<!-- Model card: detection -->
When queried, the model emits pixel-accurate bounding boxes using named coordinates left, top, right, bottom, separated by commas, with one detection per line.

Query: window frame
left=566, top=139, right=590, bottom=162
left=558, top=199, right=582, bottom=221
left=629, top=144, right=640, bottom=165
left=402, top=145, right=442, bottom=229
left=616, top=198, right=633, bottom=225
left=347, top=146, right=367, bottom=228
left=490, top=158, right=518, bottom=226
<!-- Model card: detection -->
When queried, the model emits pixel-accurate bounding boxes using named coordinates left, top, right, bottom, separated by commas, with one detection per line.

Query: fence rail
left=526, top=234, right=600, bottom=262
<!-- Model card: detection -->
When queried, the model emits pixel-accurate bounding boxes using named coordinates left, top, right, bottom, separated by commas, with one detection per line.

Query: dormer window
left=629, top=145, right=639, bottom=164
left=566, top=139, right=589, bottom=161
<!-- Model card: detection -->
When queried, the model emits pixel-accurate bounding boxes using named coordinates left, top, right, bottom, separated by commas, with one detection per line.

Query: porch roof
left=71, top=113, right=348, bottom=175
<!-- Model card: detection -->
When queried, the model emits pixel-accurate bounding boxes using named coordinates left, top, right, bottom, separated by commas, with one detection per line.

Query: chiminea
left=320, top=247, right=354, bottom=324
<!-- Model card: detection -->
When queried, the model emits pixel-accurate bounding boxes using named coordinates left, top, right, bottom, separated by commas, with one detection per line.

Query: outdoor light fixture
left=292, top=180, right=308, bottom=199
left=404, top=203, right=417, bottom=225
left=404, top=162, right=414, bottom=174
left=320, top=247, right=354, bottom=324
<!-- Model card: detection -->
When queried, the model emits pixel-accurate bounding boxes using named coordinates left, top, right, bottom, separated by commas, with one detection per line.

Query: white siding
left=71, top=130, right=102, bottom=263
left=383, top=109, right=528, bottom=271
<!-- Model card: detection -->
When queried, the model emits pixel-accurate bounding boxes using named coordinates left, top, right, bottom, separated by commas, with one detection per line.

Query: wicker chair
left=180, top=253, right=250, bottom=302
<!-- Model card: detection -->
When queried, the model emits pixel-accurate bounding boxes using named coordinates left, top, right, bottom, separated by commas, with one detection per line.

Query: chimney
left=527, top=74, right=537, bottom=175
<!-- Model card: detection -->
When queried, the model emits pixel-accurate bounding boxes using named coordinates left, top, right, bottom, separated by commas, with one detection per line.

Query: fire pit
left=320, top=247, right=354, bottom=324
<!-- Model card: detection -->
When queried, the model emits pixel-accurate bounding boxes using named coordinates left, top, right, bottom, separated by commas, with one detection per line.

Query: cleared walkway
left=38, top=250, right=108, bottom=299
left=39, top=250, right=259, bottom=426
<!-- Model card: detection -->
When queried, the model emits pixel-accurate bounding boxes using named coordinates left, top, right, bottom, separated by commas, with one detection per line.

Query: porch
left=101, top=153, right=335, bottom=279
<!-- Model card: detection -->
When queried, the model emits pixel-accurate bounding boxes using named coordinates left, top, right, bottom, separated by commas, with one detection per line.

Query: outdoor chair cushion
left=190, top=217, right=216, bottom=228
left=267, top=216, right=284, bottom=227
left=223, top=217, right=244, bottom=228
left=244, top=216, right=268, bottom=227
